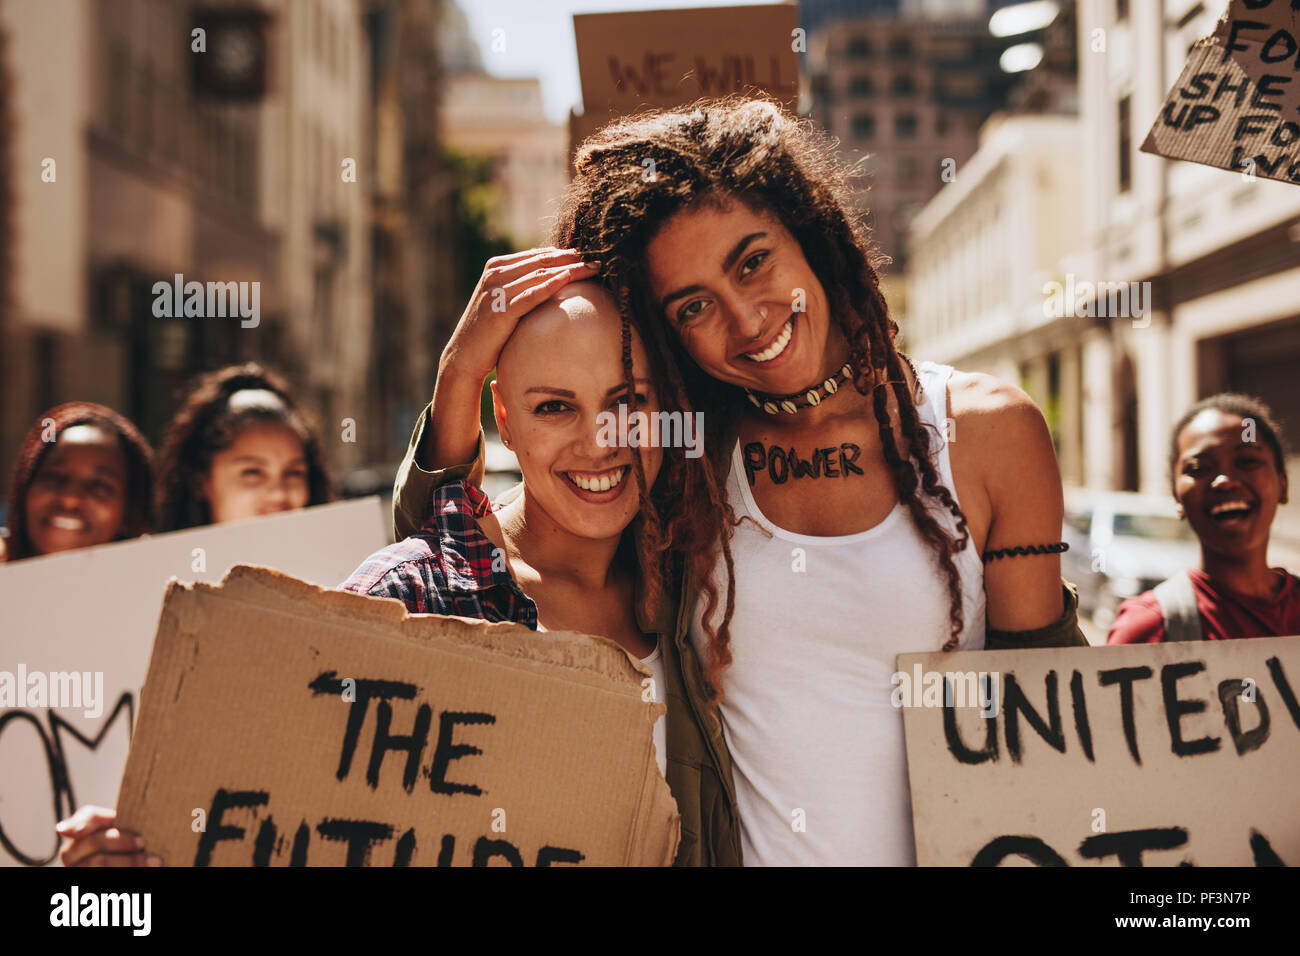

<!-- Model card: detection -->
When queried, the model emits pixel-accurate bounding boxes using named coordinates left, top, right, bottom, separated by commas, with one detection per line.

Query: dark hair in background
left=1169, top=392, right=1289, bottom=494
left=6, top=402, right=154, bottom=560
left=154, top=363, right=332, bottom=532
left=554, top=97, right=972, bottom=703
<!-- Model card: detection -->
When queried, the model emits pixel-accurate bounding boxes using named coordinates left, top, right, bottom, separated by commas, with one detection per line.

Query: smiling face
left=24, top=424, right=130, bottom=556
left=1173, top=409, right=1288, bottom=560
left=644, top=196, right=839, bottom=396
left=493, top=282, right=663, bottom=542
left=200, top=422, right=311, bottom=524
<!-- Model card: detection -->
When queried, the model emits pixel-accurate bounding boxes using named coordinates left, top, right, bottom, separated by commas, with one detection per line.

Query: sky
left=454, top=0, right=782, bottom=123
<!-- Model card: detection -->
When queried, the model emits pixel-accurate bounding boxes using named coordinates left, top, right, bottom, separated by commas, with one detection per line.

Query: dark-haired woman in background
left=154, top=363, right=331, bottom=531
left=1108, top=393, right=1298, bottom=644
left=2, top=402, right=153, bottom=562
left=396, top=98, right=1087, bottom=865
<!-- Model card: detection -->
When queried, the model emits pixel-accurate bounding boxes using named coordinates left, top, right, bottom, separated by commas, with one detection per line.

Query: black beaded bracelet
left=982, top=541, right=1069, bottom=563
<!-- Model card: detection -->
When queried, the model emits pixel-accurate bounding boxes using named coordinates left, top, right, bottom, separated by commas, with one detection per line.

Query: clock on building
left=192, top=8, right=270, bottom=100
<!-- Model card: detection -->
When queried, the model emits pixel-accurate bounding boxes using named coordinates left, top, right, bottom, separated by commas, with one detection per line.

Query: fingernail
left=147, top=855, right=162, bottom=866
left=582, top=261, right=601, bottom=268
left=133, top=836, right=145, bottom=849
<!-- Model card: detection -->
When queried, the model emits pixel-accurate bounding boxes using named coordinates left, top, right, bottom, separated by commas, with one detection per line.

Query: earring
left=502, top=437, right=511, bottom=447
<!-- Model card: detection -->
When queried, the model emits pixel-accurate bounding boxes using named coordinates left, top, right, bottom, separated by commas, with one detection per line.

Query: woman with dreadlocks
left=395, top=98, right=1086, bottom=865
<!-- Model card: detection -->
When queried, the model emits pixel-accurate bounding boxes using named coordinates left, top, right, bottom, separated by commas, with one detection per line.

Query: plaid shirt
left=340, top=480, right=538, bottom=628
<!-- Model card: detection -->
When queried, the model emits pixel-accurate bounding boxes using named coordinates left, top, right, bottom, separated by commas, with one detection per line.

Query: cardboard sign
left=570, top=3, right=799, bottom=152
left=115, top=566, right=678, bottom=866
left=900, top=636, right=1300, bottom=866
left=1142, top=1, right=1300, bottom=185
left=0, top=498, right=388, bottom=867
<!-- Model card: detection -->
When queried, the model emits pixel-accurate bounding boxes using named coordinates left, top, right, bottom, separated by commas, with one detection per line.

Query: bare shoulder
left=946, top=370, right=1050, bottom=446
left=944, top=369, right=1060, bottom=520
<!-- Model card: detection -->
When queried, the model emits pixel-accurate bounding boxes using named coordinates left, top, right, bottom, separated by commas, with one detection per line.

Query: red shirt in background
left=1107, top=568, right=1300, bottom=644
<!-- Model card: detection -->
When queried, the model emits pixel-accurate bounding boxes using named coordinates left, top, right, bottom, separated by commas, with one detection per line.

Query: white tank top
left=690, top=361, right=986, bottom=866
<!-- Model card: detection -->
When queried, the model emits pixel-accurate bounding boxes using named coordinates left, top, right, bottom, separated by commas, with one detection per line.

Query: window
left=1117, top=0, right=1129, bottom=21
left=889, top=36, right=913, bottom=59
left=1118, top=95, right=1131, bottom=193
left=812, top=73, right=832, bottom=106
left=892, top=74, right=916, bottom=96
left=850, top=75, right=873, bottom=97
left=847, top=37, right=872, bottom=59
left=895, top=114, right=918, bottom=137
left=936, top=113, right=949, bottom=135
left=853, top=114, right=876, bottom=139
left=940, top=72, right=983, bottom=97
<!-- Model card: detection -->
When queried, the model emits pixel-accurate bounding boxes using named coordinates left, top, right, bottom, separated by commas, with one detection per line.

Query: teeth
left=51, top=516, right=85, bottom=530
left=565, top=466, right=627, bottom=492
left=744, top=318, right=793, bottom=362
left=1211, top=501, right=1251, bottom=516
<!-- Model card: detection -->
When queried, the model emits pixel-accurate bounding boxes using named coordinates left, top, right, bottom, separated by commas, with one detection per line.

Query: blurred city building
left=799, top=0, right=1024, bottom=33
left=267, top=0, right=373, bottom=472
left=441, top=73, right=568, bottom=246
left=438, top=3, right=568, bottom=246
left=806, top=1, right=1027, bottom=315
left=905, top=0, right=1300, bottom=553
left=1, top=0, right=280, bottom=468
left=0, top=0, right=463, bottom=501
left=1078, top=0, right=1300, bottom=550
left=906, top=113, right=1084, bottom=485
left=363, top=0, right=461, bottom=471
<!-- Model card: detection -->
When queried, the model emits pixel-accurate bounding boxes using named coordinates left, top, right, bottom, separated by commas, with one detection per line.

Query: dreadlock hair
left=154, top=363, right=332, bottom=532
left=553, top=97, right=972, bottom=703
left=1169, top=393, right=1289, bottom=495
left=5, top=402, right=154, bottom=561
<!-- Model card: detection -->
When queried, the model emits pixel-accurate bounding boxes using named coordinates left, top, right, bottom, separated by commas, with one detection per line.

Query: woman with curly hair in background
left=396, top=98, right=1087, bottom=865
left=2, top=403, right=152, bottom=562
left=154, top=363, right=331, bottom=532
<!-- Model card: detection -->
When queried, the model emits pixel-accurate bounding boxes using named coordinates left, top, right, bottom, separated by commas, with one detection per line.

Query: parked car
left=1061, top=490, right=1201, bottom=629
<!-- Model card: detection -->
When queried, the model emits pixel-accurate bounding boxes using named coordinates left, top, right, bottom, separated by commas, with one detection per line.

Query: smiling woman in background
left=1108, top=393, right=1299, bottom=644
left=153, top=363, right=332, bottom=532
left=1, top=402, right=153, bottom=562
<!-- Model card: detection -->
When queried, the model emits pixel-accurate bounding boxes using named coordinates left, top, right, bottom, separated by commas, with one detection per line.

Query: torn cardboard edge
left=181, top=565, right=663, bottom=687
left=1141, top=1, right=1300, bottom=185
left=119, top=564, right=679, bottom=866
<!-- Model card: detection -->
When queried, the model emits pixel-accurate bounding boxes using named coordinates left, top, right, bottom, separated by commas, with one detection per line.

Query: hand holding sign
left=55, top=806, right=158, bottom=868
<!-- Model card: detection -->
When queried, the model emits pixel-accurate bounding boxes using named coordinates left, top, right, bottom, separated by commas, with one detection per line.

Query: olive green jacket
left=390, top=402, right=1089, bottom=867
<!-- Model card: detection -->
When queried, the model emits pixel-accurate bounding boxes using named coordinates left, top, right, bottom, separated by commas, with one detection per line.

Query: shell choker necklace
left=743, top=363, right=855, bottom=415
left=744, top=354, right=924, bottom=415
